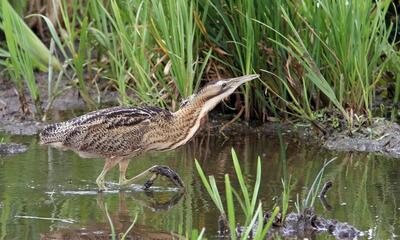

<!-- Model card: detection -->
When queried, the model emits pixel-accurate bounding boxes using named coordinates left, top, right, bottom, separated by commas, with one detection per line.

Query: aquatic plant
left=272, top=0, right=396, bottom=123
left=295, top=157, right=337, bottom=213
left=195, top=149, right=279, bottom=239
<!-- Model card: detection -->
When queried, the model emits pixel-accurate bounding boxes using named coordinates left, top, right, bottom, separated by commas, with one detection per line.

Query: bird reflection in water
left=40, top=191, right=184, bottom=240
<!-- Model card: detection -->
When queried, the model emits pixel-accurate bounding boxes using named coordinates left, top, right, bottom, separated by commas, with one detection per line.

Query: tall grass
left=1, top=0, right=63, bottom=119
left=2, top=0, right=41, bottom=118
left=47, top=0, right=96, bottom=107
left=202, top=0, right=398, bottom=122
left=2, top=0, right=400, bottom=124
left=151, top=0, right=207, bottom=99
left=195, top=149, right=279, bottom=239
left=87, top=0, right=211, bottom=109
left=0, top=0, right=61, bottom=71
left=88, top=0, right=157, bottom=106
left=204, top=0, right=267, bottom=120
left=261, top=0, right=395, bottom=123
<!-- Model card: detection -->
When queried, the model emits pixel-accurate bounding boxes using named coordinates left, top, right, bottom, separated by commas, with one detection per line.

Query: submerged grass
left=1, top=0, right=400, bottom=125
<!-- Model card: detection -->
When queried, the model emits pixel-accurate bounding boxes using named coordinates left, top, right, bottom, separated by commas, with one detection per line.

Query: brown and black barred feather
left=40, top=106, right=173, bottom=158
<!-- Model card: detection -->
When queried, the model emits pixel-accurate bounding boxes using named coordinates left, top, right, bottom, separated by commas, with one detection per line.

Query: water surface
left=0, top=131, right=399, bottom=239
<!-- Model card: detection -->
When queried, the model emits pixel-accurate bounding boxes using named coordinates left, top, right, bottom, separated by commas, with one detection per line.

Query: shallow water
left=0, top=131, right=399, bottom=239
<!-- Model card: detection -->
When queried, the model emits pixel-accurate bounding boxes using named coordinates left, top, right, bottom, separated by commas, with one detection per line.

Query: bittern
left=39, top=74, right=259, bottom=191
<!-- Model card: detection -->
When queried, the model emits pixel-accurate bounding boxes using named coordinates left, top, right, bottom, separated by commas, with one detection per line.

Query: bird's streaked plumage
left=40, top=74, right=259, bottom=190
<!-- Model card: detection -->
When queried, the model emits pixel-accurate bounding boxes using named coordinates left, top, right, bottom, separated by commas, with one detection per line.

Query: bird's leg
left=118, top=159, right=130, bottom=185
left=119, top=165, right=184, bottom=190
left=96, top=157, right=120, bottom=191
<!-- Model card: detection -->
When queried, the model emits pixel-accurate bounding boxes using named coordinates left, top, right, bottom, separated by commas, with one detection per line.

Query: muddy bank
left=0, top=143, right=27, bottom=155
left=0, top=75, right=118, bottom=135
left=324, top=118, right=400, bottom=158
left=274, top=209, right=363, bottom=239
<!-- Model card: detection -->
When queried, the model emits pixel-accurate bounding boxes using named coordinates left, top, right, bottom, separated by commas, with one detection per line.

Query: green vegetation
left=196, top=149, right=280, bottom=239
left=194, top=148, right=336, bottom=239
left=295, top=157, right=336, bottom=213
left=1, top=0, right=60, bottom=119
left=0, top=0, right=398, bottom=125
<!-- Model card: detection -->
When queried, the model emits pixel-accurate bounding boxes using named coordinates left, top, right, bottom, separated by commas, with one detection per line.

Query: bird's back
left=40, top=106, right=172, bottom=158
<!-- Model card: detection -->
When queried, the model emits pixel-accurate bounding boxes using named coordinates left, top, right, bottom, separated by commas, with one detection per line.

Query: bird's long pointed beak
left=227, top=74, right=259, bottom=86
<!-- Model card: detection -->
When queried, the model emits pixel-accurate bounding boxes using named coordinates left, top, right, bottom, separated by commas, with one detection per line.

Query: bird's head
left=180, top=74, right=259, bottom=111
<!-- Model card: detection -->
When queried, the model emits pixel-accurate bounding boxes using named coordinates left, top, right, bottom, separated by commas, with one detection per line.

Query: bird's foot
left=96, top=178, right=108, bottom=192
left=143, top=165, right=184, bottom=191
left=97, top=186, right=107, bottom=192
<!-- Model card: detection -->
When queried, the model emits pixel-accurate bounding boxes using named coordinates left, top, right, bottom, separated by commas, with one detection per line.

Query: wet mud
left=324, top=118, right=400, bottom=158
left=0, top=75, right=118, bottom=135
left=0, top=143, right=27, bottom=155
left=219, top=209, right=363, bottom=240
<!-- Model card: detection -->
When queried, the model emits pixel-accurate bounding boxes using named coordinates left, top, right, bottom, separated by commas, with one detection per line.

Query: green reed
left=1, top=0, right=63, bottom=119
left=2, top=0, right=400, bottom=125
left=261, top=0, right=395, bottom=122
left=86, top=0, right=211, bottom=109
left=2, top=0, right=42, bottom=118
left=190, top=228, right=206, bottom=239
left=203, top=0, right=267, bottom=120
left=88, top=0, right=157, bottom=106
left=57, top=0, right=95, bottom=107
left=151, top=0, right=212, bottom=109
left=195, top=149, right=279, bottom=239
left=1, top=0, right=61, bottom=71
left=31, top=0, right=96, bottom=108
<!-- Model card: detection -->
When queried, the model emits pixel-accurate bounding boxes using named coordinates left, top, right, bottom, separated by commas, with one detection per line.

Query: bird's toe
left=153, top=165, right=184, bottom=188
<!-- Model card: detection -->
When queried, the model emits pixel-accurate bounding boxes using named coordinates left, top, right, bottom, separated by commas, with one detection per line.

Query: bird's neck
left=166, top=95, right=210, bottom=148
left=173, top=95, right=207, bottom=125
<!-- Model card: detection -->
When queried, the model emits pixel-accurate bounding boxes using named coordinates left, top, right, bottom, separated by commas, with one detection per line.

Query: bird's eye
left=222, top=83, right=227, bottom=88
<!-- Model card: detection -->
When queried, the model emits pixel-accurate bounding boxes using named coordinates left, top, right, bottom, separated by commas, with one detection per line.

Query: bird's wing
left=62, top=106, right=171, bottom=156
